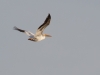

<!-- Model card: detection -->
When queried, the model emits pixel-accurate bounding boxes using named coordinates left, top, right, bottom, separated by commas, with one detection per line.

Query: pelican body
left=14, top=14, right=51, bottom=42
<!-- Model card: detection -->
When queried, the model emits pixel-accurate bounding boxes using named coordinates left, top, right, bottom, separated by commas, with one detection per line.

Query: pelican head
left=44, top=34, right=52, bottom=37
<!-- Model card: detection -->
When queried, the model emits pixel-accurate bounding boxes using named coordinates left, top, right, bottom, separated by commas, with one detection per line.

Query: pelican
left=14, top=13, right=51, bottom=42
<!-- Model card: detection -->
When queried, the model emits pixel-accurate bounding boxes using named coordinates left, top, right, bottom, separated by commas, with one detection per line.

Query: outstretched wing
left=14, top=26, right=34, bottom=37
left=36, top=13, right=51, bottom=35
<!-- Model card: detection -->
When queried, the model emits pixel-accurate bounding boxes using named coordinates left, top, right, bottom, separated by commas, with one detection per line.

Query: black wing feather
left=14, top=26, right=25, bottom=32
left=38, top=13, right=51, bottom=31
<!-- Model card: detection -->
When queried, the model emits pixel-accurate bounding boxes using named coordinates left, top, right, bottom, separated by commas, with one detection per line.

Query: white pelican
left=14, top=13, right=51, bottom=42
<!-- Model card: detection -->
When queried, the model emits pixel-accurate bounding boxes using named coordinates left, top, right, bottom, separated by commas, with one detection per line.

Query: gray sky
left=0, top=0, right=100, bottom=75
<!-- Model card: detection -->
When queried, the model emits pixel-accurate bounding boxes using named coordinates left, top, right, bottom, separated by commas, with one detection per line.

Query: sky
left=0, top=0, right=100, bottom=75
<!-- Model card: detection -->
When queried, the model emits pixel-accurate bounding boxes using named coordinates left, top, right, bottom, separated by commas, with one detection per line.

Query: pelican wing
left=36, top=14, right=51, bottom=35
left=14, top=26, right=34, bottom=37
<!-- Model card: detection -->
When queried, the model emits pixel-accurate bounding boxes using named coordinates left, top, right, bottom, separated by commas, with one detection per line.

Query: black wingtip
left=48, top=13, right=51, bottom=18
left=13, top=26, right=25, bottom=32
left=13, top=26, right=17, bottom=30
left=13, top=26, right=19, bottom=31
left=48, top=13, right=50, bottom=15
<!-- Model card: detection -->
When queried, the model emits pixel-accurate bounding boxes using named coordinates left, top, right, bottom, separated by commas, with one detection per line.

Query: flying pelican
left=14, top=13, right=51, bottom=42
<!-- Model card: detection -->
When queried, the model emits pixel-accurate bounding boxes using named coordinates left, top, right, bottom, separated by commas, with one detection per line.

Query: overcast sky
left=0, top=0, right=100, bottom=75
